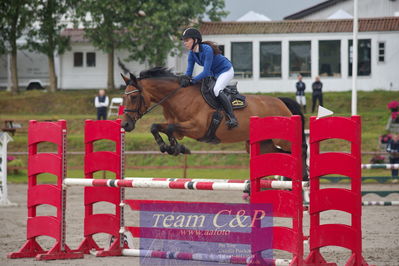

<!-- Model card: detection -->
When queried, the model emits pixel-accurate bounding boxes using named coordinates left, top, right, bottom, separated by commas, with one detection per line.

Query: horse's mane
left=139, top=67, right=177, bottom=80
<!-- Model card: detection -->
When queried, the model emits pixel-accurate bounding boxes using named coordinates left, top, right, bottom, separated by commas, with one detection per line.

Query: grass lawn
left=2, top=89, right=398, bottom=183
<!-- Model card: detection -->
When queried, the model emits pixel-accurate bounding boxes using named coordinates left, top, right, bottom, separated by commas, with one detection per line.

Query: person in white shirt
left=94, top=89, right=109, bottom=120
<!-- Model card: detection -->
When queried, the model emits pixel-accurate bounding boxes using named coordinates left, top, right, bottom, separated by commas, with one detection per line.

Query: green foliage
left=74, top=0, right=130, bottom=53
left=0, top=0, right=34, bottom=52
left=7, top=158, right=24, bottom=175
left=124, top=0, right=227, bottom=66
left=0, top=0, right=35, bottom=92
left=74, top=0, right=227, bottom=81
left=24, top=0, right=72, bottom=57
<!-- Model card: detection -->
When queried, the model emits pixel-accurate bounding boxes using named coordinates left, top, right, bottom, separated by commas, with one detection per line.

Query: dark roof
left=62, top=17, right=399, bottom=43
left=199, top=17, right=399, bottom=35
left=284, top=0, right=348, bottom=20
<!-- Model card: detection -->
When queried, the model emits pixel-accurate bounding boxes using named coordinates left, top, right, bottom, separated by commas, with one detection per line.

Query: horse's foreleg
left=151, top=123, right=190, bottom=155
left=150, top=123, right=169, bottom=153
left=165, top=124, right=191, bottom=155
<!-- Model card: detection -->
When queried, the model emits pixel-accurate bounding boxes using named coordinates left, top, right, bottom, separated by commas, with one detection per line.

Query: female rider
left=180, top=28, right=238, bottom=129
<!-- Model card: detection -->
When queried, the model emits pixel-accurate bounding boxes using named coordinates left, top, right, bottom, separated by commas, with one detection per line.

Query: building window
left=86, top=52, right=96, bottom=67
left=378, top=42, right=385, bottom=63
left=218, top=45, right=225, bottom=56
left=289, top=41, right=311, bottom=77
left=349, top=39, right=371, bottom=76
left=231, top=42, right=252, bottom=78
left=260, top=42, right=282, bottom=78
left=319, top=40, right=341, bottom=77
left=73, top=52, right=83, bottom=67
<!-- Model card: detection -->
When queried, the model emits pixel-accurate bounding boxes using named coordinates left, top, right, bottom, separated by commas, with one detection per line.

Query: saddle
left=197, top=77, right=247, bottom=144
left=200, top=77, right=247, bottom=110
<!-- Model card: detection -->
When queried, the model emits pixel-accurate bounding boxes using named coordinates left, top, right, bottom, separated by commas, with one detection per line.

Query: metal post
left=183, top=154, right=188, bottom=179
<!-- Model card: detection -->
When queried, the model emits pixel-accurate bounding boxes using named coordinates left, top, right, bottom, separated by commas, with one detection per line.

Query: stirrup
left=226, top=118, right=238, bottom=129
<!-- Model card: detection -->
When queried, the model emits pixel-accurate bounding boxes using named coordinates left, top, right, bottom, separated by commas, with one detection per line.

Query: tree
left=75, top=0, right=136, bottom=90
left=25, top=0, right=72, bottom=92
left=0, top=0, right=34, bottom=94
left=126, top=0, right=227, bottom=66
left=75, top=0, right=227, bottom=90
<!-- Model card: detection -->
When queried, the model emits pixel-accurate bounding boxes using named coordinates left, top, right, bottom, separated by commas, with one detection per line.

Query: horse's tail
left=278, top=97, right=304, bottom=130
left=278, top=97, right=309, bottom=181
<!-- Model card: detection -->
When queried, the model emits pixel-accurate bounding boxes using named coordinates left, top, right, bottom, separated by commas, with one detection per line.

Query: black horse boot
left=217, top=91, right=238, bottom=129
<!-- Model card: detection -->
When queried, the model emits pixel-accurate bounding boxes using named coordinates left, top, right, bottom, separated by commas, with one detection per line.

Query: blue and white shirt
left=185, top=44, right=232, bottom=83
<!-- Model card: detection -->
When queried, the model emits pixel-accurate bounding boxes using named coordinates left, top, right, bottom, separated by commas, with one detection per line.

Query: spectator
left=295, top=74, right=306, bottom=113
left=94, top=89, right=109, bottom=120
left=386, top=133, right=399, bottom=177
left=311, top=76, right=323, bottom=113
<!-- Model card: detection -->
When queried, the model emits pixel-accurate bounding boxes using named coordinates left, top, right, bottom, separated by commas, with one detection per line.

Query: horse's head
left=120, top=72, right=150, bottom=132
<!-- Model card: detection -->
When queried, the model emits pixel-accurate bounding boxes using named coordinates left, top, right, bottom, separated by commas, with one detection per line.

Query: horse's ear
left=129, top=72, right=138, bottom=84
left=121, top=73, right=129, bottom=85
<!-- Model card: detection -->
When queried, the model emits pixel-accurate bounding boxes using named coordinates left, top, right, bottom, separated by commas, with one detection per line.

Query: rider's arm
left=192, top=46, right=214, bottom=83
left=103, top=96, right=109, bottom=107
left=185, top=52, right=195, bottom=77
left=94, top=96, right=101, bottom=108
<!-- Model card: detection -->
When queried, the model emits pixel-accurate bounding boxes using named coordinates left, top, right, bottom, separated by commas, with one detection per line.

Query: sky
left=222, top=0, right=326, bottom=21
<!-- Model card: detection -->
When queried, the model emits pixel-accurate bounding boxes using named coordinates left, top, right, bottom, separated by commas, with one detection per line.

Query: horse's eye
left=130, top=95, right=139, bottom=102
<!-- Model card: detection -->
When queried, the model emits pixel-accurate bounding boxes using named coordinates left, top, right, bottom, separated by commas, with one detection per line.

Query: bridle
left=123, top=89, right=148, bottom=120
left=123, top=81, right=184, bottom=122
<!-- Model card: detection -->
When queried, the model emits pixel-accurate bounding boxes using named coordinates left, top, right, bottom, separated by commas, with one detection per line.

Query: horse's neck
left=145, top=80, right=179, bottom=102
left=146, top=80, right=204, bottom=120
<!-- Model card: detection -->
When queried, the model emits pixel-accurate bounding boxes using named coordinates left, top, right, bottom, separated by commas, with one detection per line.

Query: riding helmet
left=181, top=28, right=202, bottom=42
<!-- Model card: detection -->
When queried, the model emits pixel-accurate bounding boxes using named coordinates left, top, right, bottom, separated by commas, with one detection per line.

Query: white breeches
left=296, top=95, right=306, bottom=106
left=213, top=67, right=234, bottom=97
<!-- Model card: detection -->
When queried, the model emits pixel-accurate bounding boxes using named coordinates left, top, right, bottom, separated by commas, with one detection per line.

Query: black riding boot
left=217, top=91, right=238, bottom=129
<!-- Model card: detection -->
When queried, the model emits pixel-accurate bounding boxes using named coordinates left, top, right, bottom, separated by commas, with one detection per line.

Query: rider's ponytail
left=201, top=41, right=222, bottom=55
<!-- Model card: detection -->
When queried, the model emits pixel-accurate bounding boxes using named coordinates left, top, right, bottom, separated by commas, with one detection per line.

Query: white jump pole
left=121, top=248, right=292, bottom=266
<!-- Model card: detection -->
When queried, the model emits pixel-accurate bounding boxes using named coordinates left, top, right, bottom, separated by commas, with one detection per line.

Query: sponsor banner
left=139, top=202, right=273, bottom=265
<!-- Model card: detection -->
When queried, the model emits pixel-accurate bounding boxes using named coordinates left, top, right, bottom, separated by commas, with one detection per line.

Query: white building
left=168, top=17, right=399, bottom=93
left=2, top=1, right=399, bottom=92
left=284, top=0, right=399, bottom=20
left=57, top=29, right=146, bottom=90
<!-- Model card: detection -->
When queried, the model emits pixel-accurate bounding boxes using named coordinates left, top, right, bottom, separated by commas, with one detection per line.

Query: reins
left=124, top=82, right=184, bottom=119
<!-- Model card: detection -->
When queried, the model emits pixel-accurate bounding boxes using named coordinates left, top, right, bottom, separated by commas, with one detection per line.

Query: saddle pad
left=200, top=77, right=247, bottom=110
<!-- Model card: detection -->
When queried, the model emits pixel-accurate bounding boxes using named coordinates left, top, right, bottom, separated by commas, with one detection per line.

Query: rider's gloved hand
left=179, top=75, right=193, bottom=87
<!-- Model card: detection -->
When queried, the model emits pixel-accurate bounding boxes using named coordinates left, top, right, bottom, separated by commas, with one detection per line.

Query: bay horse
left=120, top=67, right=308, bottom=179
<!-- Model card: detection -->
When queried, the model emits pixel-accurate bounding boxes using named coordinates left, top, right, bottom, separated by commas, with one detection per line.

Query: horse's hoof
left=180, top=145, right=191, bottom=154
left=172, top=145, right=180, bottom=156
left=166, top=146, right=175, bottom=155
left=160, top=144, right=167, bottom=153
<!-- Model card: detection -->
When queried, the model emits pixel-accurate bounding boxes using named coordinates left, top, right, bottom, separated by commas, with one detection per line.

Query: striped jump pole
left=361, top=163, right=399, bottom=169
left=120, top=248, right=292, bottom=266
left=64, top=178, right=308, bottom=191
left=362, top=201, right=399, bottom=206
left=124, top=177, right=309, bottom=189
left=361, top=190, right=399, bottom=197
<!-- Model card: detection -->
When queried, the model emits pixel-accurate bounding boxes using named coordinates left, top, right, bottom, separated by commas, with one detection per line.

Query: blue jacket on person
left=185, top=44, right=232, bottom=83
